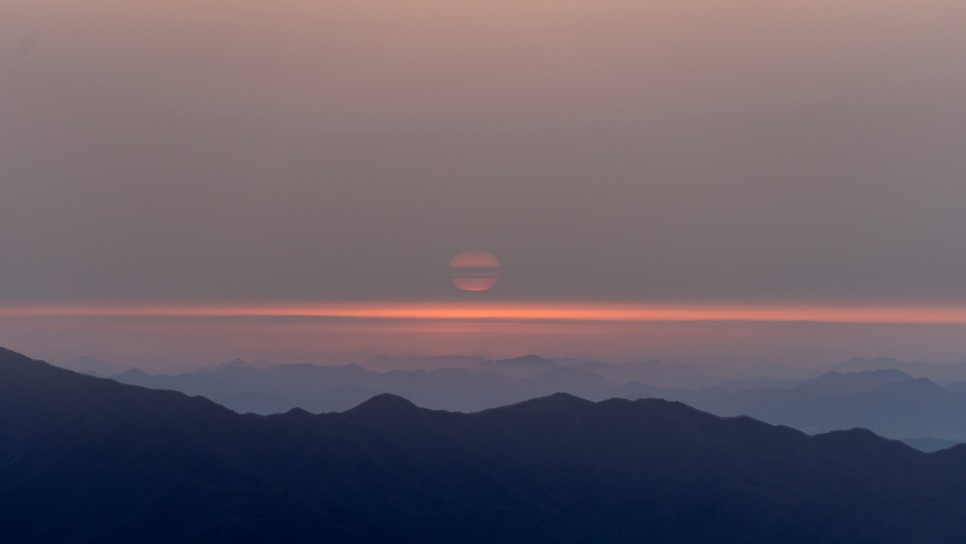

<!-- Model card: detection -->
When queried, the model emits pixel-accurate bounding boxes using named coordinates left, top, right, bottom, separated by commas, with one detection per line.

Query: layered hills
left=4, top=347, right=966, bottom=542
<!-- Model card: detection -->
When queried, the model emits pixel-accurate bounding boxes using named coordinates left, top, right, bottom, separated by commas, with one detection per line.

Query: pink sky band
left=4, top=303, right=966, bottom=324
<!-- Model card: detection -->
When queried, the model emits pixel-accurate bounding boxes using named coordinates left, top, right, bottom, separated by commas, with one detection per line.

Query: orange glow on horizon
left=4, top=302, right=966, bottom=324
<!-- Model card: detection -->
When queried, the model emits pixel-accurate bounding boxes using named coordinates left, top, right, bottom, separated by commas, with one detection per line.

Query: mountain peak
left=221, top=358, right=253, bottom=369
left=346, top=393, right=420, bottom=416
left=282, top=407, right=314, bottom=418
left=495, top=392, right=593, bottom=414
left=498, top=354, right=552, bottom=365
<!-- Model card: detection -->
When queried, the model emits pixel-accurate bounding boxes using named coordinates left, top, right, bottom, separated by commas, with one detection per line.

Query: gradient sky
left=2, top=1, right=965, bottom=368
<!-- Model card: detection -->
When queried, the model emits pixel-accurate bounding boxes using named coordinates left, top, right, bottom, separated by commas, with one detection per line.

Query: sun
left=449, top=249, right=500, bottom=292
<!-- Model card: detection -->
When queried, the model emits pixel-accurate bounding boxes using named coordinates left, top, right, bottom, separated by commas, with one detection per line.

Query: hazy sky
left=2, top=1, right=966, bottom=366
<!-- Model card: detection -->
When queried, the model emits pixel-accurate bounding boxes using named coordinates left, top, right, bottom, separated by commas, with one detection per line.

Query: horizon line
left=5, top=302, right=966, bottom=324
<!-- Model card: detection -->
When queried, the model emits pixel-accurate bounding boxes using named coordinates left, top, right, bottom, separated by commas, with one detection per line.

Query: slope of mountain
left=4, top=347, right=966, bottom=543
left=630, top=370, right=966, bottom=441
left=902, top=437, right=963, bottom=453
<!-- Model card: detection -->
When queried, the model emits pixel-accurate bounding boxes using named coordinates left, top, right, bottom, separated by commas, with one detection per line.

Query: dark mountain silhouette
left=4, top=346, right=966, bottom=543
left=106, top=356, right=966, bottom=446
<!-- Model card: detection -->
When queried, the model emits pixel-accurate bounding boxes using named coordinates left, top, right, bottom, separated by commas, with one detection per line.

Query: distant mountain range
left=71, top=353, right=966, bottom=448
left=58, top=355, right=134, bottom=377
left=5, top=346, right=966, bottom=543
left=627, top=370, right=966, bottom=443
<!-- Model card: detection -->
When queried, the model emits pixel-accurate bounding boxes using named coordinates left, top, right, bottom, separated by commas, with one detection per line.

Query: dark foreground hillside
left=2, top=348, right=966, bottom=543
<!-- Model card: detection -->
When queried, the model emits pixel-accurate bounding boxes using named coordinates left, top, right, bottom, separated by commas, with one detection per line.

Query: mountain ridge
left=4, top=347, right=966, bottom=542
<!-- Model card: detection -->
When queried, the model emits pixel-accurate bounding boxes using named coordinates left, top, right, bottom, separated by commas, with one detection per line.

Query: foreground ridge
left=2, top=347, right=966, bottom=543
